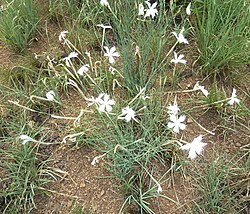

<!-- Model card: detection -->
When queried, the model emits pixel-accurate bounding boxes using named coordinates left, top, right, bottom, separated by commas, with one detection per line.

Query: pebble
left=80, top=181, right=86, bottom=188
left=187, top=118, right=193, bottom=124
left=98, top=190, right=105, bottom=198
left=67, top=200, right=73, bottom=208
left=235, top=142, right=241, bottom=147
left=185, top=176, right=192, bottom=182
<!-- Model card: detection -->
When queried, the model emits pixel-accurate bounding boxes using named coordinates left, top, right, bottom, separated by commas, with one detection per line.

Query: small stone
left=98, top=190, right=105, bottom=198
left=67, top=200, right=73, bottom=208
left=235, top=142, right=241, bottom=147
left=185, top=176, right=192, bottom=182
left=187, top=83, right=192, bottom=89
left=80, top=181, right=86, bottom=188
left=187, top=118, right=193, bottom=124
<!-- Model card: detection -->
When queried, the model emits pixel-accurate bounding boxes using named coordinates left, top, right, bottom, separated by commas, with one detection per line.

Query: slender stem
left=101, top=29, right=105, bottom=49
left=61, top=131, right=86, bottom=144
left=188, top=115, right=215, bottom=135
left=8, top=100, right=38, bottom=113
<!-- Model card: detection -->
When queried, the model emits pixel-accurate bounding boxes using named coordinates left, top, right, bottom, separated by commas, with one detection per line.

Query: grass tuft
left=0, top=0, right=40, bottom=53
left=193, top=0, right=250, bottom=74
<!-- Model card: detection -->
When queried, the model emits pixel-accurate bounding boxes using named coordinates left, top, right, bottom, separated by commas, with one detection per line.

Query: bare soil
left=31, top=145, right=124, bottom=214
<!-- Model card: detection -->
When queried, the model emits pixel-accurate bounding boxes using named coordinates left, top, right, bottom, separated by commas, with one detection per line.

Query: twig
left=8, top=100, right=38, bottom=113
left=37, top=187, right=84, bottom=200
left=61, top=131, right=86, bottom=144
left=188, top=115, right=215, bottom=135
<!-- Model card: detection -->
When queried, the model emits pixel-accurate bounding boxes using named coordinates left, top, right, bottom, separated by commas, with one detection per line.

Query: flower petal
left=98, top=105, right=106, bottom=112
left=167, top=122, right=175, bottom=129
left=109, top=56, right=115, bottom=64
left=180, top=143, right=191, bottom=151
left=179, top=123, right=186, bottom=131
left=188, top=148, right=197, bottom=160
left=106, top=105, right=113, bottom=112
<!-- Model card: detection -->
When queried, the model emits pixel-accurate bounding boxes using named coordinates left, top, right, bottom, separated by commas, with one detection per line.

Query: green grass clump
left=0, top=144, right=51, bottom=213
left=110, top=1, right=172, bottom=94
left=192, top=154, right=250, bottom=213
left=193, top=0, right=250, bottom=74
left=0, top=0, right=40, bottom=53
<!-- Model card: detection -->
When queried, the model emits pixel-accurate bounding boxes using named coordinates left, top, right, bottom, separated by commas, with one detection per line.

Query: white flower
left=228, top=88, right=240, bottom=105
left=98, top=93, right=115, bottom=112
left=59, top=30, right=68, bottom=42
left=118, top=106, right=136, bottom=122
left=138, top=3, right=144, bottom=16
left=86, top=93, right=114, bottom=112
left=109, top=66, right=116, bottom=75
left=167, top=103, right=180, bottom=116
left=96, top=24, right=112, bottom=29
left=91, top=154, right=106, bottom=166
left=66, top=78, right=79, bottom=89
left=193, top=82, right=209, bottom=97
left=63, top=51, right=78, bottom=67
left=95, top=93, right=105, bottom=103
left=85, top=51, right=91, bottom=58
left=91, top=156, right=100, bottom=166
left=186, top=2, right=191, bottom=15
left=180, top=135, right=207, bottom=160
left=157, top=184, right=163, bottom=194
left=168, top=115, right=186, bottom=133
left=19, top=135, right=34, bottom=145
left=144, top=1, right=158, bottom=19
left=86, top=93, right=105, bottom=107
left=86, top=93, right=115, bottom=112
left=104, top=46, right=120, bottom=64
left=46, top=90, right=56, bottom=101
left=172, top=27, right=189, bottom=44
left=100, top=0, right=109, bottom=6
left=77, top=64, right=90, bottom=76
left=170, top=52, right=187, bottom=64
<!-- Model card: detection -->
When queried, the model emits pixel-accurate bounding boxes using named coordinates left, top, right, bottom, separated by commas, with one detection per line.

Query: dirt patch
left=32, top=145, right=124, bottom=214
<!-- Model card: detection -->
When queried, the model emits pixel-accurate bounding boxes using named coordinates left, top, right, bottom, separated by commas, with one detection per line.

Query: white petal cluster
left=138, top=3, right=145, bottom=16
left=100, top=0, right=109, bottom=6
left=118, top=106, right=136, bottom=122
left=180, top=135, right=207, bottom=160
left=138, top=1, right=158, bottom=19
left=167, top=102, right=186, bottom=133
left=186, top=2, right=191, bottom=15
left=104, top=46, right=120, bottom=64
left=19, top=135, right=34, bottom=145
left=167, top=103, right=180, bottom=116
left=63, top=51, right=78, bottom=67
left=168, top=114, right=186, bottom=133
left=46, top=90, right=56, bottom=101
left=91, top=156, right=100, bottom=166
left=86, top=93, right=115, bottom=113
left=59, top=30, right=68, bottom=43
left=144, top=1, right=158, bottom=19
left=77, top=64, right=90, bottom=76
left=193, top=82, right=209, bottom=97
left=171, top=52, right=187, bottom=65
left=228, top=88, right=240, bottom=105
left=167, top=101, right=208, bottom=159
left=172, top=27, right=189, bottom=44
